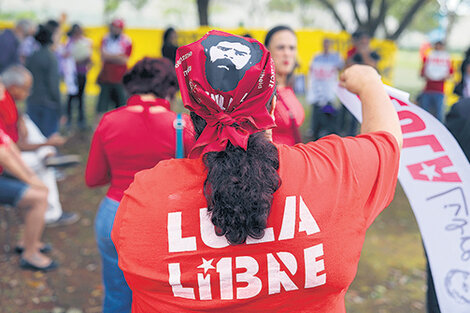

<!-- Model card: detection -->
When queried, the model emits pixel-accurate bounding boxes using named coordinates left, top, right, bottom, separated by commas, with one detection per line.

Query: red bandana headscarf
left=175, top=30, right=277, bottom=158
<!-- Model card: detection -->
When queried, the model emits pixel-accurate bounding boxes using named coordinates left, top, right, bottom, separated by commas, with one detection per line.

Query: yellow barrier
left=1, top=23, right=396, bottom=95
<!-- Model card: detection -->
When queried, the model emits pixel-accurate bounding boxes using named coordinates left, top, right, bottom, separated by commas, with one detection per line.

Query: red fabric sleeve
left=0, top=128, right=11, bottom=146
left=420, top=57, right=427, bottom=77
left=0, top=130, right=5, bottom=145
left=85, top=122, right=111, bottom=187
left=342, top=131, right=400, bottom=227
left=125, top=40, right=132, bottom=57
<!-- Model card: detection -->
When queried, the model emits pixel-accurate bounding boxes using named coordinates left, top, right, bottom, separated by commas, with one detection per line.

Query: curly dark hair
left=190, top=97, right=280, bottom=245
left=122, top=57, right=178, bottom=99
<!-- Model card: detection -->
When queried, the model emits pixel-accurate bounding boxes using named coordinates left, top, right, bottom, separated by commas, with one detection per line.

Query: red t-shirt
left=273, top=87, right=305, bottom=146
left=0, top=128, right=12, bottom=174
left=112, top=132, right=400, bottom=313
left=85, top=95, right=195, bottom=201
left=0, top=90, right=19, bottom=142
left=98, top=34, right=132, bottom=84
left=421, top=51, right=454, bottom=93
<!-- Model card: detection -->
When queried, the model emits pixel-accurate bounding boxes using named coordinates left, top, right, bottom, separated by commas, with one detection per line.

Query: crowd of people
left=0, top=15, right=469, bottom=313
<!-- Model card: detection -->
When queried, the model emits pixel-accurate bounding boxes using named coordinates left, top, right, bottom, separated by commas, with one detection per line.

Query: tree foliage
left=103, top=0, right=148, bottom=16
left=103, top=0, right=211, bottom=26
left=268, top=0, right=435, bottom=41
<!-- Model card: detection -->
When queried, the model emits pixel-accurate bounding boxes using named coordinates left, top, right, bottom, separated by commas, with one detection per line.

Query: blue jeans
left=26, top=105, right=60, bottom=137
left=419, top=92, right=445, bottom=122
left=95, top=197, right=132, bottom=313
left=0, top=175, right=28, bottom=206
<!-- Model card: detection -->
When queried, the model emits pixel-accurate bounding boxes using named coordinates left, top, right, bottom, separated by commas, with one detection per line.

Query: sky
left=2, top=0, right=470, bottom=49
left=0, top=0, right=343, bottom=29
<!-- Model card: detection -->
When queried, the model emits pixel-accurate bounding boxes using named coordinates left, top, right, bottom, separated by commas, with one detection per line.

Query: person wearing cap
left=95, top=18, right=132, bottom=122
left=111, top=30, right=403, bottom=312
left=264, top=26, right=305, bottom=145
left=419, top=40, right=453, bottom=122
left=86, top=57, right=194, bottom=313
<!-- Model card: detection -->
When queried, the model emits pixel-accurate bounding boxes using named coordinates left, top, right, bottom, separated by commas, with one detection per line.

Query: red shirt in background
left=85, top=95, right=195, bottom=202
left=421, top=50, right=454, bottom=93
left=0, top=90, right=19, bottom=142
left=272, top=87, right=305, bottom=146
left=346, top=46, right=356, bottom=59
left=98, top=34, right=132, bottom=84
left=112, top=131, right=400, bottom=313
left=0, top=128, right=12, bottom=174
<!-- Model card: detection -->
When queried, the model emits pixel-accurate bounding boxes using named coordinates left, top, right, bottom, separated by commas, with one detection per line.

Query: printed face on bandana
left=202, top=35, right=263, bottom=92
left=209, top=41, right=251, bottom=70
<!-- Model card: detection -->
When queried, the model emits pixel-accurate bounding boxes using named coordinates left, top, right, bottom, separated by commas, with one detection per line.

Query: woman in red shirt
left=85, top=57, right=194, bottom=313
left=265, top=26, right=305, bottom=145
left=112, top=31, right=403, bottom=312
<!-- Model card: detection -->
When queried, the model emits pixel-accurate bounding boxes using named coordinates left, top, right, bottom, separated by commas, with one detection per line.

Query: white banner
left=337, top=86, right=470, bottom=312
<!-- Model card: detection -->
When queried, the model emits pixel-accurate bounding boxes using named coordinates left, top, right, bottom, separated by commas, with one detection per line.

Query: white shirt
left=306, top=52, right=344, bottom=106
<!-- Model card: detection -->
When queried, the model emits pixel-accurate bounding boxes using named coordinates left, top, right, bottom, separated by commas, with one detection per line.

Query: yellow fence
left=1, top=22, right=396, bottom=95
left=80, top=26, right=398, bottom=95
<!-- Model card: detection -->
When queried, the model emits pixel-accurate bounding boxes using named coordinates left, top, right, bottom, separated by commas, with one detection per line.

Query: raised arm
left=339, top=64, right=403, bottom=149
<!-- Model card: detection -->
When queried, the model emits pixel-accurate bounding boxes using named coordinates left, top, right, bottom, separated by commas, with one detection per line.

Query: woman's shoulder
left=99, top=105, right=138, bottom=124
left=132, top=157, right=204, bottom=188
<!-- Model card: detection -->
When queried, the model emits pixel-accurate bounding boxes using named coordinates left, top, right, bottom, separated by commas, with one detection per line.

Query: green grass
left=393, top=50, right=425, bottom=101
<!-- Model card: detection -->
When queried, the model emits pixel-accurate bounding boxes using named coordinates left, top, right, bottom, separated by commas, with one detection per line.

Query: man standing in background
left=307, top=38, right=344, bottom=140
left=419, top=40, right=453, bottom=122
left=95, top=18, right=132, bottom=122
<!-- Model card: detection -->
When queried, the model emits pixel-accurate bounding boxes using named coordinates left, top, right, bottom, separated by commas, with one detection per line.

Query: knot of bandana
left=175, top=30, right=277, bottom=158
left=207, top=112, right=237, bottom=127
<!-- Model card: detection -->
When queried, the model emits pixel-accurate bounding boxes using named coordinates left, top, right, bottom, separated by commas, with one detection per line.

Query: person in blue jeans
left=25, top=24, right=61, bottom=137
left=85, top=57, right=194, bottom=312
left=418, top=40, right=453, bottom=123
left=94, top=197, right=131, bottom=311
left=419, top=92, right=445, bottom=122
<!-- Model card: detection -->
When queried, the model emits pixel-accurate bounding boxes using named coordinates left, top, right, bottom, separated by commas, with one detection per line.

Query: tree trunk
left=369, top=0, right=387, bottom=36
left=349, top=0, right=364, bottom=28
left=317, top=0, right=348, bottom=31
left=388, top=0, right=429, bottom=40
left=197, top=0, right=210, bottom=26
left=365, top=0, right=373, bottom=28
